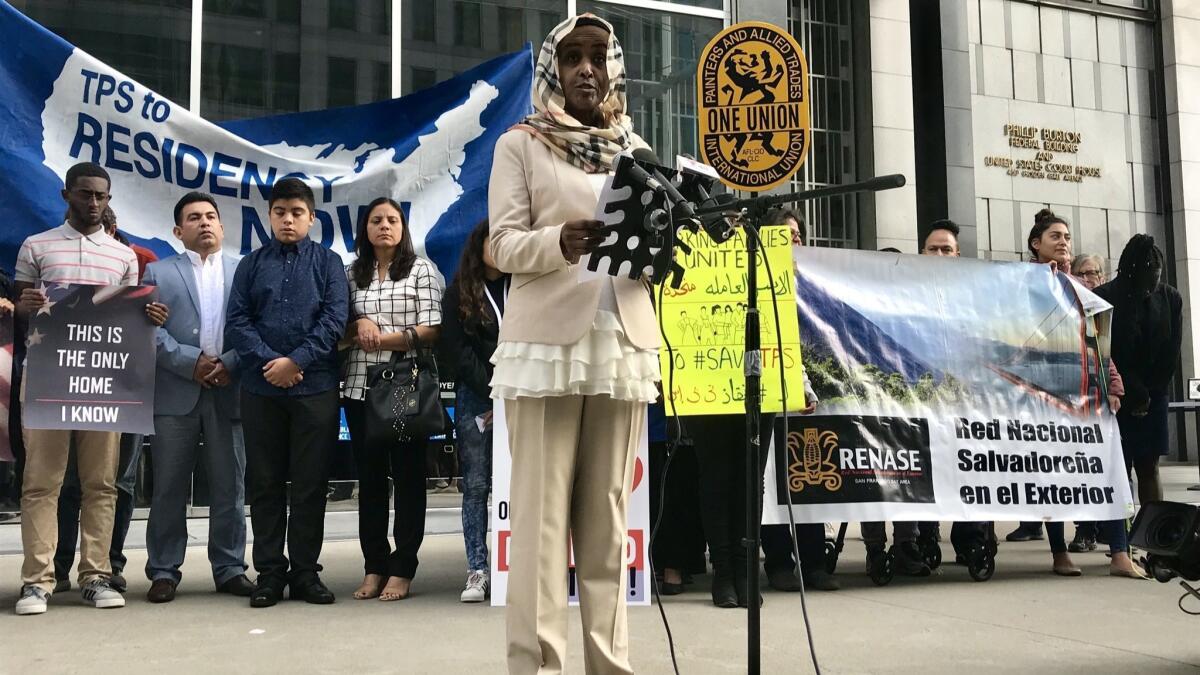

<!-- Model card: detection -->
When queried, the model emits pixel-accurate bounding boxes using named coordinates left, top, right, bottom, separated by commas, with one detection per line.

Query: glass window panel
left=577, top=2, right=723, bottom=162
left=454, top=1, right=482, bottom=48
left=202, top=0, right=390, bottom=120
left=327, top=57, right=357, bottom=108
left=273, top=52, right=300, bottom=112
left=539, top=10, right=561, bottom=40
left=412, top=2, right=437, bottom=42
left=373, top=61, right=391, bottom=101
left=209, top=0, right=264, bottom=18
left=642, top=0, right=722, bottom=8
left=329, top=0, right=356, bottom=30
left=401, top=1, right=564, bottom=96
left=410, top=67, right=439, bottom=92
left=275, top=0, right=299, bottom=23
left=499, top=7, right=526, bottom=53
left=790, top=0, right=858, bottom=249
left=13, top=1, right=192, bottom=106
left=203, top=43, right=267, bottom=108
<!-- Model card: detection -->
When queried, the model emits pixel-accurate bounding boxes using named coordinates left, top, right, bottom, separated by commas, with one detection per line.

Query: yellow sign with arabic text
left=697, top=21, right=811, bottom=192
left=659, top=226, right=805, bottom=415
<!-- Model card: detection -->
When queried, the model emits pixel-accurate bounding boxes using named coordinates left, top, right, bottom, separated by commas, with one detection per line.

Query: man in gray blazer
left=142, top=192, right=252, bottom=602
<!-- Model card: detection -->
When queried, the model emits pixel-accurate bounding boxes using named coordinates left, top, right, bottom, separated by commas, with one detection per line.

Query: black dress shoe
left=732, top=566, right=763, bottom=608
left=710, top=569, right=738, bottom=608
left=1005, top=524, right=1044, bottom=542
left=147, top=578, right=177, bottom=603
left=290, top=577, right=335, bottom=605
left=659, top=581, right=685, bottom=596
left=250, top=581, right=285, bottom=608
left=110, top=571, right=128, bottom=594
left=218, top=574, right=256, bottom=597
left=766, top=568, right=804, bottom=592
left=802, top=569, right=841, bottom=592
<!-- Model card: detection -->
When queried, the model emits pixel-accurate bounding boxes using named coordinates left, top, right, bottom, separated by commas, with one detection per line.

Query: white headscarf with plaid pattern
left=514, top=14, right=634, bottom=174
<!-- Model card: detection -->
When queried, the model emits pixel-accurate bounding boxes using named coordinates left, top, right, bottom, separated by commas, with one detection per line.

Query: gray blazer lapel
left=174, top=254, right=201, bottom=313
left=222, top=255, right=238, bottom=307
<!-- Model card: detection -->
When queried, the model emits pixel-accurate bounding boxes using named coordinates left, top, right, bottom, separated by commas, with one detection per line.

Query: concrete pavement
left=2, top=533, right=1198, bottom=674
left=0, top=466, right=1198, bottom=673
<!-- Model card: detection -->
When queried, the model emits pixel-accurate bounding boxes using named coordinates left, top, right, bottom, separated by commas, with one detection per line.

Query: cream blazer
left=488, top=128, right=659, bottom=349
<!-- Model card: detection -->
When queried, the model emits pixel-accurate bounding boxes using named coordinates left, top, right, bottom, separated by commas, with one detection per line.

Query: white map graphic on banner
left=490, top=401, right=650, bottom=607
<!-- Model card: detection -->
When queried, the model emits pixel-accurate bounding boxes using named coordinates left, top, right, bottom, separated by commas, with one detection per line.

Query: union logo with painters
left=696, top=21, right=811, bottom=192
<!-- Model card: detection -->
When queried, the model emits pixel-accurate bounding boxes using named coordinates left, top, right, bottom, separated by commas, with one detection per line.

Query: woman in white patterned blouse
left=341, top=197, right=443, bottom=602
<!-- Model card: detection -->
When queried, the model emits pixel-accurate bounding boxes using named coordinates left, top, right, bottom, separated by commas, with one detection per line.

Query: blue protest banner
left=0, top=1, right=532, bottom=281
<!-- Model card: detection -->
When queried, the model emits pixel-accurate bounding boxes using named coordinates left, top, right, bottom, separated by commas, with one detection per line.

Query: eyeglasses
left=1079, top=270, right=1104, bottom=280
left=71, top=189, right=109, bottom=203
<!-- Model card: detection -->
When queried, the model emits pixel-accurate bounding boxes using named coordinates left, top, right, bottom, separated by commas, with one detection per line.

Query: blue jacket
left=144, top=253, right=242, bottom=418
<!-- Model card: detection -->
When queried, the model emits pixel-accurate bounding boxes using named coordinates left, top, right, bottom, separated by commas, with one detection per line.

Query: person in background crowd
left=103, top=207, right=157, bottom=279
left=342, top=197, right=442, bottom=603
left=647, top=400, right=707, bottom=596
left=853, top=221, right=949, bottom=578
left=760, top=205, right=838, bottom=593
left=1071, top=254, right=1107, bottom=290
left=14, top=162, right=167, bottom=616
left=488, top=14, right=660, bottom=673
left=916, top=220, right=987, bottom=563
left=921, top=219, right=960, bottom=257
left=1008, top=208, right=1081, bottom=576
left=1006, top=209, right=1073, bottom=545
left=53, top=205, right=159, bottom=594
left=1064, top=251, right=1144, bottom=578
left=0, top=271, right=15, bottom=520
left=142, top=192, right=252, bottom=603
left=440, top=220, right=505, bottom=603
left=1095, top=234, right=1183, bottom=507
left=1068, top=254, right=1107, bottom=553
left=0, top=272, right=14, bottom=521
left=226, top=177, right=348, bottom=608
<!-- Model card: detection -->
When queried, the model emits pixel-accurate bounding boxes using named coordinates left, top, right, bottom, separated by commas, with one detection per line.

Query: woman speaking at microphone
left=488, top=14, right=658, bottom=675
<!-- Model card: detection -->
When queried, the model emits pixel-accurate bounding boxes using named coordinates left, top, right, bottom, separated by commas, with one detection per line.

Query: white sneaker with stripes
left=81, top=578, right=125, bottom=609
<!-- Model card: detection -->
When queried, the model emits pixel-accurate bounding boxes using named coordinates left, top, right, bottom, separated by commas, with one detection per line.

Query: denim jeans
left=456, top=387, right=493, bottom=572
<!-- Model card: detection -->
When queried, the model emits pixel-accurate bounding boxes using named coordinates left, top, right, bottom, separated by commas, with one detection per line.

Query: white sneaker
left=460, top=570, right=489, bottom=603
left=81, top=578, right=125, bottom=609
left=15, top=585, right=49, bottom=615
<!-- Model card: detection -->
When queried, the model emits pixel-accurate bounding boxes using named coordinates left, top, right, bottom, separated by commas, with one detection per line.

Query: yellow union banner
left=697, top=21, right=811, bottom=193
left=659, top=226, right=806, bottom=415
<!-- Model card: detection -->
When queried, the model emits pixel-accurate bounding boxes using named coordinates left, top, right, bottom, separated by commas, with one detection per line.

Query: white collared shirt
left=184, top=250, right=225, bottom=356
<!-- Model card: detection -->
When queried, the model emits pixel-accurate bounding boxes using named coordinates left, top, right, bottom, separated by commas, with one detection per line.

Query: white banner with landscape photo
left=764, top=247, right=1134, bottom=524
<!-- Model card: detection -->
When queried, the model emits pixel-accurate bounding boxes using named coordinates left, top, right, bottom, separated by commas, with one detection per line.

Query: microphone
left=619, top=149, right=666, bottom=193
left=631, top=148, right=697, bottom=221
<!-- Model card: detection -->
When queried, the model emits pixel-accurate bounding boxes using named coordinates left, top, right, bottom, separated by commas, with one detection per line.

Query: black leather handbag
left=364, top=327, right=444, bottom=446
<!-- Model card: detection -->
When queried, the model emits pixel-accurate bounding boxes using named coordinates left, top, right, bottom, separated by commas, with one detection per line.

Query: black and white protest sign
left=23, top=284, right=157, bottom=434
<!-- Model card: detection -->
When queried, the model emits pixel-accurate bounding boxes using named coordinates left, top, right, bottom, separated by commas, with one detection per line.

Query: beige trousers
left=505, top=394, right=643, bottom=675
left=20, top=423, right=120, bottom=592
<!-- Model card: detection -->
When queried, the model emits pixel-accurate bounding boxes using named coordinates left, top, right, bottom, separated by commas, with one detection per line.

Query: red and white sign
left=490, top=400, right=650, bottom=606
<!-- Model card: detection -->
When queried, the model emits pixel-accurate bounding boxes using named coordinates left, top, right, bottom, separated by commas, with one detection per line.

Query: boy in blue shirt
left=226, top=178, right=349, bottom=607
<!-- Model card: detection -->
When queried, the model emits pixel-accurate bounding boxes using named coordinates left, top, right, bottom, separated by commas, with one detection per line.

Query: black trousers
left=691, top=414, right=827, bottom=574
left=648, top=439, right=707, bottom=575
left=242, top=389, right=339, bottom=585
left=343, top=398, right=426, bottom=579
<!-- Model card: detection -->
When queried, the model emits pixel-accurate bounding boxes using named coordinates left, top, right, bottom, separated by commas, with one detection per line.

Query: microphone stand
left=674, top=174, right=904, bottom=675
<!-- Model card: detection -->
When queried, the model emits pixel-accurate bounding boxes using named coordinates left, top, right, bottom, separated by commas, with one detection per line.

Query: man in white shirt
left=142, top=192, right=251, bottom=603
